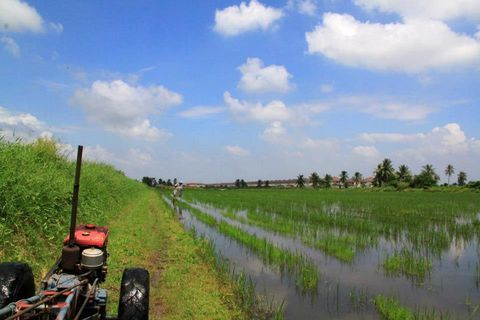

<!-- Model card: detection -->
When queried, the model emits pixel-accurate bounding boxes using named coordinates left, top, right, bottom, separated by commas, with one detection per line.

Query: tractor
left=0, top=146, right=149, bottom=320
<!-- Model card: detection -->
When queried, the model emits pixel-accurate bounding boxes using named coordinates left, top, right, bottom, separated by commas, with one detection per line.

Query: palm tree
left=309, top=172, right=320, bottom=188
left=374, top=158, right=395, bottom=186
left=396, top=164, right=412, bottom=182
left=296, top=174, right=305, bottom=188
left=445, top=164, right=455, bottom=185
left=340, top=171, right=348, bottom=188
left=422, top=164, right=440, bottom=182
left=353, top=172, right=362, bottom=187
left=324, top=174, right=332, bottom=188
left=458, top=171, right=467, bottom=186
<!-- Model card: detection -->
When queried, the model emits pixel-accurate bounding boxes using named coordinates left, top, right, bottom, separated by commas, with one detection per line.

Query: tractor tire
left=0, top=262, right=35, bottom=308
left=118, top=268, right=149, bottom=320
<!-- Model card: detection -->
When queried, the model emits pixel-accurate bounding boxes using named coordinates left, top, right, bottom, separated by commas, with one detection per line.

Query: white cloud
left=298, top=0, right=317, bottom=16
left=71, top=80, right=182, bottom=140
left=302, top=137, right=337, bottom=149
left=238, top=57, right=292, bottom=94
left=361, top=123, right=476, bottom=156
left=360, top=132, right=425, bottom=143
left=306, top=13, right=480, bottom=73
left=224, top=92, right=292, bottom=123
left=352, top=145, right=381, bottom=158
left=214, top=0, right=284, bottom=36
left=178, top=106, right=225, bottom=118
left=354, top=0, right=480, bottom=22
left=1, top=36, right=20, bottom=57
left=337, top=96, right=435, bottom=121
left=0, top=0, right=44, bottom=33
left=225, top=145, right=251, bottom=156
left=260, top=121, right=289, bottom=144
left=0, top=106, right=52, bottom=141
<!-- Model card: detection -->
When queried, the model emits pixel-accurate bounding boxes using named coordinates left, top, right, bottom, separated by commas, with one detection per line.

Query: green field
left=179, top=188, right=480, bottom=319
left=0, top=139, right=271, bottom=320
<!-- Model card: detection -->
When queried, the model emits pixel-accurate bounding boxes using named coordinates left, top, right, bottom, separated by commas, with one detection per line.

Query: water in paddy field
left=164, top=196, right=480, bottom=319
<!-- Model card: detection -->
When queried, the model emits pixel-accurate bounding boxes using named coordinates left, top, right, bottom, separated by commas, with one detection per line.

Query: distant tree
left=411, top=164, right=440, bottom=188
left=235, top=179, right=241, bottom=188
left=445, top=164, right=455, bottom=185
left=173, top=178, right=178, bottom=186
left=340, top=171, right=349, bottom=188
left=158, top=178, right=164, bottom=185
left=353, top=172, right=362, bottom=187
left=309, top=172, right=321, bottom=188
left=296, top=174, right=305, bottom=188
left=396, top=164, right=412, bottom=183
left=458, top=171, right=467, bottom=186
left=324, top=174, right=332, bottom=188
left=240, top=179, right=247, bottom=188
left=141, top=176, right=157, bottom=187
left=265, top=180, right=270, bottom=188
left=374, top=158, right=395, bottom=187
left=166, top=179, right=172, bottom=186
left=257, top=179, right=263, bottom=188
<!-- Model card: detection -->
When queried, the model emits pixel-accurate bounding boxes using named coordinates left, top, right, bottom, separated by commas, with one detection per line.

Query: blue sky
left=1, top=0, right=479, bottom=182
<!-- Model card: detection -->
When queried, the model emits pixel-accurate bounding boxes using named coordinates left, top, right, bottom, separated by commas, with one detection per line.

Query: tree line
left=141, top=177, right=179, bottom=187
left=294, top=159, right=474, bottom=189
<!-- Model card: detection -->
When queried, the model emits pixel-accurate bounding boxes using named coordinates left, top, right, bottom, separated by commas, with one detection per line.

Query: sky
left=0, top=0, right=479, bottom=183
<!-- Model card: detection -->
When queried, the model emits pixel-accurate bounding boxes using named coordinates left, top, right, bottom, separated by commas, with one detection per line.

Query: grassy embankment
left=0, top=139, right=268, bottom=319
left=184, top=188, right=480, bottom=281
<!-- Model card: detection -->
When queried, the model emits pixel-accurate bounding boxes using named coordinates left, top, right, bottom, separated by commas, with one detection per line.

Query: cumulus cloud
left=361, top=123, right=477, bottom=156
left=1, top=36, right=20, bottom=57
left=354, top=0, right=480, bottom=22
left=238, top=57, right=293, bottom=94
left=224, top=92, right=292, bottom=123
left=214, top=0, right=284, bottom=36
left=71, top=80, right=182, bottom=140
left=260, top=121, right=289, bottom=144
left=0, top=106, right=52, bottom=141
left=178, top=106, right=225, bottom=118
left=0, top=0, right=44, bottom=33
left=306, top=13, right=480, bottom=73
left=225, top=145, right=251, bottom=156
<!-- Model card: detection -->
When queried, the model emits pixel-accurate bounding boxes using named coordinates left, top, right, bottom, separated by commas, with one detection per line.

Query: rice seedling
left=176, top=200, right=321, bottom=293
left=382, top=249, right=432, bottom=283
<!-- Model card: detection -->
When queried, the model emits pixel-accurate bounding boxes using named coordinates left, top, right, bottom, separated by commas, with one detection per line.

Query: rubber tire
left=118, top=268, right=149, bottom=320
left=0, top=262, right=35, bottom=308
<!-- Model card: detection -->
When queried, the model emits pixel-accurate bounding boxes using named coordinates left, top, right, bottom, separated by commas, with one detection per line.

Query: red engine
left=63, top=224, right=109, bottom=248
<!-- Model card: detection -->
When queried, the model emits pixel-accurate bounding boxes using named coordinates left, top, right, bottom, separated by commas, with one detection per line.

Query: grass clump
left=383, top=250, right=432, bottom=283
left=374, top=295, right=415, bottom=320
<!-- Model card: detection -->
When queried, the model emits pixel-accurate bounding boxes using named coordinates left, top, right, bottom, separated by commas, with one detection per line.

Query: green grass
left=374, top=295, right=452, bottom=320
left=0, top=138, right=143, bottom=276
left=105, top=190, right=257, bottom=320
left=176, top=200, right=320, bottom=293
left=383, top=250, right=432, bottom=283
left=183, top=188, right=480, bottom=271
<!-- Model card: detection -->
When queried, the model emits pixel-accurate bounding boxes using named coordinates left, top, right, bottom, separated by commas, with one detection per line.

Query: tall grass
left=0, top=138, right=144, bottom=276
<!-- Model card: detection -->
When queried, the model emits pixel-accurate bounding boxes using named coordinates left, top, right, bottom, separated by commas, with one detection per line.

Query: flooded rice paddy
left=165, top=189, right=480, bottom=319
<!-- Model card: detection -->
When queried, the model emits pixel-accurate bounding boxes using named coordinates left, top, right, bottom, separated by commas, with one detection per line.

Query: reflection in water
left=164, top=196, right=480, bottom=320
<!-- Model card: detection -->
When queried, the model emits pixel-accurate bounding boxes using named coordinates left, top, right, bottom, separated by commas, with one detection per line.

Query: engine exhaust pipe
left=69, top=145, right=83, bottom=247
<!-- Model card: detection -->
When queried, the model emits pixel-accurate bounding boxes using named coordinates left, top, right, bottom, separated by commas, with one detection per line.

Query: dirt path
left=104, top=189, right=245, bottom=320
